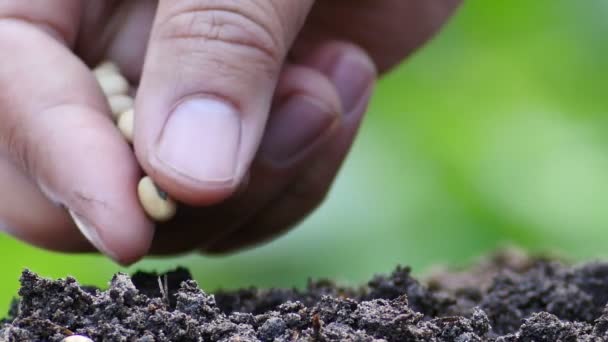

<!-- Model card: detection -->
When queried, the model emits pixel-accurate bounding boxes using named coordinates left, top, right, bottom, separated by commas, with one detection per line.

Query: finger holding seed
left=114, top=105, right=177, bottom=221
left=93, top=61, right=177, bottom=222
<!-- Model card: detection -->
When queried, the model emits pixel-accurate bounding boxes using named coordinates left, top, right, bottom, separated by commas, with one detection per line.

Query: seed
left=62, top=335, right=94, bottom=342
left=138, top=176, right=177, bottom=222
left=93, top=61, right=119, bottom=76
left=117, top=109, right=135, bottom=143
left=108, top=95, right=134, bottom=120
left=91, top=62, right=178, bottom=221
left=96, top=72, right=129, bottom=96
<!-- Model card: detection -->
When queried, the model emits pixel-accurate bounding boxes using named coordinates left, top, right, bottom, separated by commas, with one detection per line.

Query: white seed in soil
left=117, top=109, right=135, bottom=143
left=138, top=176, right=177, bottom=221
left=96, top=72, right=129, bottom=96
left=62, top=335, right=94, bottom=342
left=108, top=94, right=134, bottom=120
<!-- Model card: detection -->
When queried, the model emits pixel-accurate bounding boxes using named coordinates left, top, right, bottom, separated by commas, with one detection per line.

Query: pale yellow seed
left=92, top=62, right=176, bottom=221
left=96, top=72, right=129, bottom=96
left=138, top=176, right=177, bottom=221
left=93, top=61, right=119, bottom=75
left=93, top=62, right=120, bottom=80
left=62, top=335, right=94, bottom=342
left=108, top=94, right=134, bottom=120
left=117, top=109, right=134, bottom=143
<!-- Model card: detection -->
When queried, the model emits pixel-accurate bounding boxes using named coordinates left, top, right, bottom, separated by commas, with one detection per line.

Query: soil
left=3, top=249, right=608, bottom=341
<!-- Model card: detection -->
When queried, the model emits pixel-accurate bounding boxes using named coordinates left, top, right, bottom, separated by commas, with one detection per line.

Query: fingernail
left=329, top=52, right=376, bottom=114
left=68, top=209, right=119, bottom=261
left=259, top=95, right=337, bottom=164
left=155, top=98, right=241, bottom=184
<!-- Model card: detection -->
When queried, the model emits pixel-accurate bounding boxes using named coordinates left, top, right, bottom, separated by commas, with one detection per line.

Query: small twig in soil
left=312, top=313, right=322, bottom=340
left=157, top=275, right=170, bottom=307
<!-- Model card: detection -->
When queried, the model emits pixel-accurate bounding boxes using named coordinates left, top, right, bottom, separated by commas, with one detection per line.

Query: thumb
left=135, top=0, right=313, bottom=205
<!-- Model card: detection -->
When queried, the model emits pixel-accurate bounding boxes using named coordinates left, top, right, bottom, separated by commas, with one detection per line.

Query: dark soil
left=4, top=250, right=608, bottom=341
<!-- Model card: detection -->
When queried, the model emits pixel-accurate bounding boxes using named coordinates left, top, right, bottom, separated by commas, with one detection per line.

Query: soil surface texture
left=4, top=250, right=608, bottom=341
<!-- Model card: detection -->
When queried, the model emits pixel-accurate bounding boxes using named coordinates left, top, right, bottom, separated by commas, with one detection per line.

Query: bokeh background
left=2, top=1, right=608, bottom=315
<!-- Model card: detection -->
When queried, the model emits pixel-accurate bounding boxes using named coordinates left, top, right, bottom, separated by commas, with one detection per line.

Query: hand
left=0, top=0, right=461, bottom=264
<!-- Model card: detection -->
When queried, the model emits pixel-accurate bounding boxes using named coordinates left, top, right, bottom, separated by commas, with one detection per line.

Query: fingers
left=0, top=20, right=153, bottom=264
left=149, top=63, right=342, bottom=254
left=0, top=1, right=87, bottom=252
left=77, top=0, right=158, bottom=81
left=0, top=153, right=91, bottom=252
left=293, top=0, right=462, bottom=73
left=203, top=42, right=377, bottom=254
left=207, top=83, right=371, bottom=253
left=134, top=0, right=315, bottom=206
left=0, top=1, right=81, bottom=44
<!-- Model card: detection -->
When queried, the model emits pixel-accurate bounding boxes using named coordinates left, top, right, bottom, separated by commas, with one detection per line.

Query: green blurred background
left=3, top=1, right=608, bottom=315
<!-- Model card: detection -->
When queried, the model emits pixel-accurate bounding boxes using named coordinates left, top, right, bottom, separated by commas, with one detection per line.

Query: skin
left=0, top=0, right=461, bottom=265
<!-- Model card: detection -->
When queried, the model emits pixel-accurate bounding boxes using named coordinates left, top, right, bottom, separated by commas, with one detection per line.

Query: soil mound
left=3, top=252, right=608, bottom=341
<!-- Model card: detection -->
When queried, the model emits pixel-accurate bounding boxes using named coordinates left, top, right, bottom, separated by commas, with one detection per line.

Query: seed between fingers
left=91, top=61, right=178, bottom=222
left=138, top=176, right=177, bottom=222
left=117, top=109, right=135, bottom=143
left=93, top=61, right=119, bottom=77
left=108, top=95, right=134, bottom=120
left=97, top=73, right=130, bottom=96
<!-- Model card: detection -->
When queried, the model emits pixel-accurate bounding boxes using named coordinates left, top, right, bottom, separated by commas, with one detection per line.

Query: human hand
left=0, top=0, right=461, bottom=264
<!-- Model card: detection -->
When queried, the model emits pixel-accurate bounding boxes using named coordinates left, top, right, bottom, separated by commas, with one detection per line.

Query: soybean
left=94, top=60, right=177, bottom=222
left=117, top=109, right=134, bottom=143
left=62, top=335, right=94, bottom=342
left=138, top=176, right=177, bottom=222
left=97, top=72, right=129, bottom=96
left=93, top=61, right=119, bottom=77
left=108, top=95, right=134, bottom=120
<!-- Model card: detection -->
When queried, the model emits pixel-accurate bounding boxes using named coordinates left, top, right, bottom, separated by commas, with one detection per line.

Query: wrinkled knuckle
left=0, top=119, right=36, bottom=176
left=157, top=3, right=284, bottom=66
